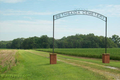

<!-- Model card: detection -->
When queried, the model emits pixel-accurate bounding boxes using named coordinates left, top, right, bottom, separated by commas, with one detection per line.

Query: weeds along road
left=0, top=50, right=120, bottom=80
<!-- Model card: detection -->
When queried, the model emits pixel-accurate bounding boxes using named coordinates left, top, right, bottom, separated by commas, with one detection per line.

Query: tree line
left=0, top=34, right=120, bottom=49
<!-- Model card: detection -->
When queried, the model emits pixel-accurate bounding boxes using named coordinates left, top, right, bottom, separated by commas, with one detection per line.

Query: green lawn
left=37, top=48, right=120, bottom=60
left=0, top=50, right=107, bottom=80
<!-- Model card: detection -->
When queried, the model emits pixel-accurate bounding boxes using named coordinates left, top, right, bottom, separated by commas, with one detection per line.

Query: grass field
left=0, top=49, right=120, bottom=80
left=37, top=48, right=120, bottom=60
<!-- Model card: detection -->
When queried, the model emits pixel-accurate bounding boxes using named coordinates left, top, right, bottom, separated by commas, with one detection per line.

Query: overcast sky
left=0, top=0, right=120, bottom=41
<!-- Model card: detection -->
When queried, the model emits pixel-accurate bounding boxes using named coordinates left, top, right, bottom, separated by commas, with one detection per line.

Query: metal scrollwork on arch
left=53, top=10, right=107, bottom=22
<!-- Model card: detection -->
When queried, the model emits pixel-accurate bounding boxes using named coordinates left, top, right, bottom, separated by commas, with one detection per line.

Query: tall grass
left=37, top=48, right=120, bottom=60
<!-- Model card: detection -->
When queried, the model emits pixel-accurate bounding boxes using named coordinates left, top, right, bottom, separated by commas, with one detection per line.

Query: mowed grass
left=37, top=48, right=120, bottom=60
left=0, top=50, right=107, bottom=80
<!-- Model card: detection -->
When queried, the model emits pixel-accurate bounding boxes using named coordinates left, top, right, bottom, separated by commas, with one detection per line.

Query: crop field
left=0, top=49, right=120, bottom=80
left=37, top=48, right=120, bottom=60
left=0, top=50, right=17, bottom=74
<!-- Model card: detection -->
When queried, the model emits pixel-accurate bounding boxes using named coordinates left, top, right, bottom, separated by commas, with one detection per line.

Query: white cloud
left=0, top=20, right=53, bottom=33
left=23, top=16, right=32, bottom=20
left=91, top=5, right=120, bottom=17
left=0, top=19, right=104, bottom=39
left=0, top=0, right=25, bottom=3
left=0, top=10, right=53, bottom=15
left=0, top=20, right=54, bottom=40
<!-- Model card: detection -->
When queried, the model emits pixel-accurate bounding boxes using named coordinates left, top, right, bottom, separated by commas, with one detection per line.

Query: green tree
left=39, top=35, right=50, bottom=48
left=22, top=37, right=37, bottom=49
left=6, top=41, right=12, bottom=48
left=0, top=41, right=7, bottom=48
left=12, top=38, right=24, bottom=49
left=111, top=35, right=120, bottom=47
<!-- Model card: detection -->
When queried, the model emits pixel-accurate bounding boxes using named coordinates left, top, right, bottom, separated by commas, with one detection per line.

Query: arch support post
left=105, top=17, right=107, bottom=53
left=50, top=15, right=57, bottom=64
left=50, top=53, right=57, bottom=64
left=102, top=17, right=110, bottom=63
left=53, top=15, right=55, bottom=54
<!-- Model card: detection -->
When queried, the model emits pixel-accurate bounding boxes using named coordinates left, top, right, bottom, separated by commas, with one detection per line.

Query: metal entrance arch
left=53, top=10, right=107, bottom=53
